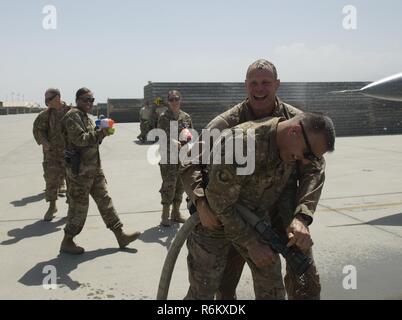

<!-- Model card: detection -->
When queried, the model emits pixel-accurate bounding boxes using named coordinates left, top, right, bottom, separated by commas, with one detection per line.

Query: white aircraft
left=331, top=72, right=402, bottom=102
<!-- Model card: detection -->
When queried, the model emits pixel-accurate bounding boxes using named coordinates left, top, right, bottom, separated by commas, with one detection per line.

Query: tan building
left=0, top=101, right=43, bottom=115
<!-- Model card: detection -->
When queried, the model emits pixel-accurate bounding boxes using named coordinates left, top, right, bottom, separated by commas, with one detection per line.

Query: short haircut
left=75, top=87, right=92, bottom=100
left=246, top=59, right=278, bottom=79
left=45, top=88, right=60, bottom=96
left=297, top=112, right=336, bottom=152
left=167, top=90, right=181, bottom=99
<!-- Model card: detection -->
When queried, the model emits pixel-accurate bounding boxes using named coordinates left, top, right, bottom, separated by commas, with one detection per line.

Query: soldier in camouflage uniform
left=60, top=87, right=141, bottom=255
left=137, top=102, right=154, bottom=143
left=33, top=88, right=71, bottom=221
left=157, top=90, right=193, bottom=226
left=181, top=59, right=326, bottom=299
left=184, top=113, right=335, bottom=299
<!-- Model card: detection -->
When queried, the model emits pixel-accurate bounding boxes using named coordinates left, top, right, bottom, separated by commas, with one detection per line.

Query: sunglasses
left=299, top=121, right=321, bottom=162
left=45, top=94, right=59, bottom=104
left=80, top=97, right=95, bottom=103
left=168, top=96, right=180, bottom=102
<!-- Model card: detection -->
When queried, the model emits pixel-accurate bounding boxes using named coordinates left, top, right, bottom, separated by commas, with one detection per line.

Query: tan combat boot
left=160, top=204, right=171, bottom=227
left=60, top=233, right=85, bottom=255
left=58, top=180, right=67, bottom=194
left=44, top=201, right=57, bottom=221
left=171, top=201, right=186, bottom=223
left=113, top=228, right=141, bottom=248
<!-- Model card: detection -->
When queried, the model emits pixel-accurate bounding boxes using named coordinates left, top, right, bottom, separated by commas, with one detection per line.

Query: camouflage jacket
left=158, top=108, right=193, bottom=162
left=155, top=105, right=168, bottom=118
left=140, top=106, right=153, bottom=121
left=62, top=108, right=106, bottom=176
left=151, top=105, right=167, bottom=126
left=181, top=97, right=325, bottom=224
left=205, top=118, right=297, bottom=246
left=32, top=102, right=71, bottom=152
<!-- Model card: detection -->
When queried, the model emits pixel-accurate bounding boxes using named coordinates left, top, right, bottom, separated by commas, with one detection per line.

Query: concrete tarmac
left=0, top=114, right=401, bottom=300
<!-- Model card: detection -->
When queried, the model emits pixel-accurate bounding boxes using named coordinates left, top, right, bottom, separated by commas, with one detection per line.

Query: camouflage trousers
left=185, top=219, right=321, bottom=300
left=138, top=120, right=152, bottom=140
left=159, top=163, right=184, bottom=206
left=64, top=167, right=122, bottom=236
left=215, top=209, right=321, bottom=300
left=184, top=223, right=286, bottom=300
left=43, top=150, right=66, bottom=202
left=216, top=243, right=321, bottom=300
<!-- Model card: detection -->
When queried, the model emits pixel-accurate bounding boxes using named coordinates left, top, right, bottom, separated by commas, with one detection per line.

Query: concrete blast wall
left=144, top=82, right=402, bottom=136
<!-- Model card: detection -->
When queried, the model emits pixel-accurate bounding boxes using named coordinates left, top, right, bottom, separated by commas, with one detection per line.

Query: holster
left=64, top=148, right=81, bottom=175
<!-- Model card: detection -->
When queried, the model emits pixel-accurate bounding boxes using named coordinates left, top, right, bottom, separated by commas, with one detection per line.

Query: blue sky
left=1, top=0, right=402, bottom=105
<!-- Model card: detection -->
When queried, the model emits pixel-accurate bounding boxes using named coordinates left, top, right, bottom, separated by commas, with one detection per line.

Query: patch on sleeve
left=216, top=168, right=234, bottom=184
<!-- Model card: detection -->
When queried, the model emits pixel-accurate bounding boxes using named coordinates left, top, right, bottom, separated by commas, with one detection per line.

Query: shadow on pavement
left=138, top=224, right=180, bottom=250
left=133, top=140, right=156, bottom=145
left=10, top=193, right=45, bottom=207
left=19, top=247, right=137, bottom=290
left=366, top=212, right=402, bottom=226
left=1, top=217, right=67, bottom=245
left=330, top=212, right=402, bottom=227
